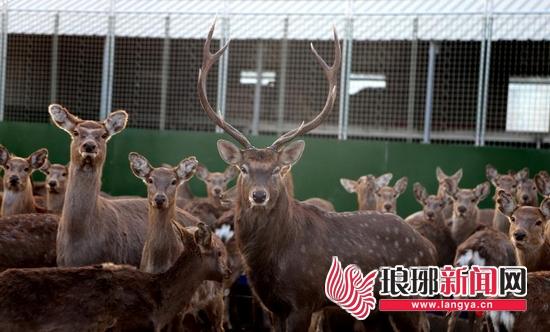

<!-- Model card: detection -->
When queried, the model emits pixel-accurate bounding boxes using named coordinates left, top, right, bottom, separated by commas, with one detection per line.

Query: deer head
left=48, top=104, right=128, bottom=170
left=446, top=181, right=490, bottom=242
left=534, top=171, right=550, bottom=197
left=195, top=164, right=238, bottom=202
left=497, top=190, right=550, bottom=252
left=375, top=176, right=408, bottom=213
left=436, top=167, right=462, bottom=196
left=515, top=175, right=538, bottom=206
left=197, top=21, right=340, bottom=210
left=340, top=173, right=392, bottom=210
left=0, top=145, right=48, bottom=192
left=129, top=153, right=198, bottom=209
left=486, top=164, right=519, bottom=197
left=193, top=222, right=231, bottom=281
left=413, top=182, right=447, bottom=222
left=39, top=160, right=69, bottom=194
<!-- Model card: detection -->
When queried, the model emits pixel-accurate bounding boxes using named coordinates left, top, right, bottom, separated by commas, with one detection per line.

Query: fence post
left=406, top=17, right=419, bottom=142
left=475, top=0, right=493, bottom=146
left=423, top=41, right=438, bottom=144
left=215, top=15, right=229, bottom=133
left=159, top=15, right=171, bottom=130
left=276, top=17, right=289, bottom=134
left=251, top=41, right=264, bottom=136
left=338, top=16, right=353, bottom=140
left=479, top=16, right=493, bottom=147
left=50, top=12, right=60, bottom=103
left=0, top=0, right=8, bottom=121
left=100, top=1, right=115, bottom=120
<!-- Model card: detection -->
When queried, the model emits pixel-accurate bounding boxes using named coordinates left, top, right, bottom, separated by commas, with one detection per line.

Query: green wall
left=1, top=121, right=549, bottom=217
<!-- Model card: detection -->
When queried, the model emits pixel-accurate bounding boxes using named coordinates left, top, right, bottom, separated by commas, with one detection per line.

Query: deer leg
left=286, top=310, right=313, bottom=332
left=447, top=311, right=460, bottom=332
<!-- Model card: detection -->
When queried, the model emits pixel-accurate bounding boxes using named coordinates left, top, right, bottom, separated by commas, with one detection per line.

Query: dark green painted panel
left=2, top=121, right=550, bottom=217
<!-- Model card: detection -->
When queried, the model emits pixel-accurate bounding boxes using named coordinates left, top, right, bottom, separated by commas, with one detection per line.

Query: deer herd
left=0, top=21, right=548, bottom=332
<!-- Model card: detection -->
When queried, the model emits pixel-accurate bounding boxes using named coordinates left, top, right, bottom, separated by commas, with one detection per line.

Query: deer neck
left=358, top=190, right=377, bottom=210
left=141, top=204, right=181, bottom=273
left=61, top=163, right=102, bottom=233
left=157, top=248, right=204, bottom=318
left=1, top=178, right=35, bottom=216
left=47, top=190, right=66, bottom=214
left=235, top=185, right=296, bottom=264
left=451, top=208, right=479, bottom=244
left=515, top=242, right=550, bottom=271
left=492, top=209, right=511, bottom=234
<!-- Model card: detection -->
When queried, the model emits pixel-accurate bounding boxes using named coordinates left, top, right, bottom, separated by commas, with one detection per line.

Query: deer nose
left=252, top=191, right=267, bottom=204
left=522, top=194, right=529, bottom=202
left=426, top=211, right=434, bottom=219
left=214, top=188, right=221, bottom=195
left=9, top=175, right=19, bottom=185
left=154, top=194, right=167, bottom=207
left=384, top=203, right=392, bottom=211
left=48, top=181, right=57, bottom=188
left=458, top=206, right=467, bottom=214
left=83, top=142, right=97, bottom=153
left=514, top=231, right=527, bottom=242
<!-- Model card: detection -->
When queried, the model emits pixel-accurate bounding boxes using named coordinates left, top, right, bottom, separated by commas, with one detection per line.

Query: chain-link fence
left=1, top=0, right=549, bottom=148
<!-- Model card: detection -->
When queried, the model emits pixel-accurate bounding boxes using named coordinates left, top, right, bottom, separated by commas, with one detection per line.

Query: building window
left=349, top=73, right=386, bottom=95
left=506, top=77, right=550, bottom=133
left=240, top=70, right=276, bottom=87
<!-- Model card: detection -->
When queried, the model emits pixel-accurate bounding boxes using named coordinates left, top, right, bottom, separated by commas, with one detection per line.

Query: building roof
left=4, top=0, right=550, bottom=40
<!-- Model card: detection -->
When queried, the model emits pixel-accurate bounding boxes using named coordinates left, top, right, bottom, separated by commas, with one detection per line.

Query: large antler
left=268, top=27, right=341, bottom=151
left=198, top=20, right=254, bottom=149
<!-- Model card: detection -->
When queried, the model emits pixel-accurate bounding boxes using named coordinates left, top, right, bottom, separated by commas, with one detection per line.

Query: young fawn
left=405, top=183, right=456, bottom=265
left=0, top=223, right=229, bottom=332
left=497, top=190, right=550, bottom=271
left=375, top=176, right=407, bottom=214
left=38, top=159, right=68, bottom=214
left=340, top=173, right=392, bottom=210
left=445, top=180, right=491, bottom=244
left=0, top=145, right=48, bottom=216
left=199, top=21, right=435, bottom=331
left=535, top=170, right=550, bottom=197
left=129, top=153, right=226, bottom=332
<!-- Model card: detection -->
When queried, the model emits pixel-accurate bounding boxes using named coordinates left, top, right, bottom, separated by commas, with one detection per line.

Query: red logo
left=324, top=256, right=378, bottom=320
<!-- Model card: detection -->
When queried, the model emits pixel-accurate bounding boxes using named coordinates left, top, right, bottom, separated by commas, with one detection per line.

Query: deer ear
left=474, top=181, right=491, bottom=201
left=195, top=163, right=209, bottom=181
left=0, top=144, right=10, bottom=166
left=540, top=197, right=550, bottom=220
left=451, top=169, right=463, bottom=183
left=49, top=104, right=80, bottom=134
left=394, top=177, right=408, bottom=195
left=375, top=173, right=393, bottom=189
left=220, top=186, right=238, bottom=209
left=535, top=171, right=550, bottom=196
left=486, top=164, right=499, bottom=185
left=413, top=182, right=428, bottom=205
left=279, top=140, right=305, bottom=166
left=515, top=167, right=529, bottom=182
left=28, top=148, right=48, bottom=170
left=176, top=157, right=198, bottom=182
left=217, top=140, right=242, bottom=165
left=224, top=165, right=238, bottom=181
left=497, top=190, right=516, bottom=217
left=340, top=178, right=358, bottom=193
left=444, top=178, right=458, bottom=198
left=104, top=110, right=128, bottom=138
left=128, top=152, right=153, bottom=180
left=39, top=158, right=52, bottom=174
left=195, top=223, right=213, bottom=248
left=436, top=167, right=446, bottom=182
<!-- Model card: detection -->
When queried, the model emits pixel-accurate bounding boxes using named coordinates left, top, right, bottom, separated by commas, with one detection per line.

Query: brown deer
left=129, top=152, right=226, bottom=332
left=486, top=165, right=524, bottom=234
left=0, top=222, right=229, bottom=332
left=38, top=160, right=68, bottom=214
left=496, top=190, right=550, bottom=271
left=534, top=170, right=550, bottom=197
left=48, top=104, right=200, bottom=268
left=405, top=183, right=456, bottom=265
left=340, top=173, right=392, bottom=210
left=445, top=180, right=491, bottom=245
left=515, top=169, right=538, bottom=206
left=375, top=176, right=407, bottom=214
left=198, top=22, right=436, bottom=331
left=0, top=145, right=48, bottom=216
left=183, top=163, right=238, bottom=226
left=0, top=213, right=58, bottom=272
left=488, top=271, right=550, bottom=332
left=435, top=167, right=463, bottom=220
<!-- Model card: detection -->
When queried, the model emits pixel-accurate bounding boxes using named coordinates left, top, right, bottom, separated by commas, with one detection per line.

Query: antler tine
left=269, top=27, right=341, bottom=150
left=198, top=20, right=253, bottom=149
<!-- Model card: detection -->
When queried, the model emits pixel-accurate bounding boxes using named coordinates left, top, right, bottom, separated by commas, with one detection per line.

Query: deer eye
left=147, top=178, right=153, bottom=184
left=536, top=220, right=543, bottom=226
left=62, top=173, right=67, bottom=177
left=5, top=165, right=9, bottom=170
left=510, top=216, right=516, bottom=223
left=171, top=179, right=177, bottom=186
left=101, top=133, right=109, bottom=139
left=24, top=167, right=29, bottom=172
left=73, top=130, right=79, bottom=137
left=240, top=165, right=248, bottom=175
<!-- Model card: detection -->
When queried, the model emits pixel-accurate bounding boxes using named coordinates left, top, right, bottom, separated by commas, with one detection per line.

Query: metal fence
left=1, top=0, right=549, bottom=148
